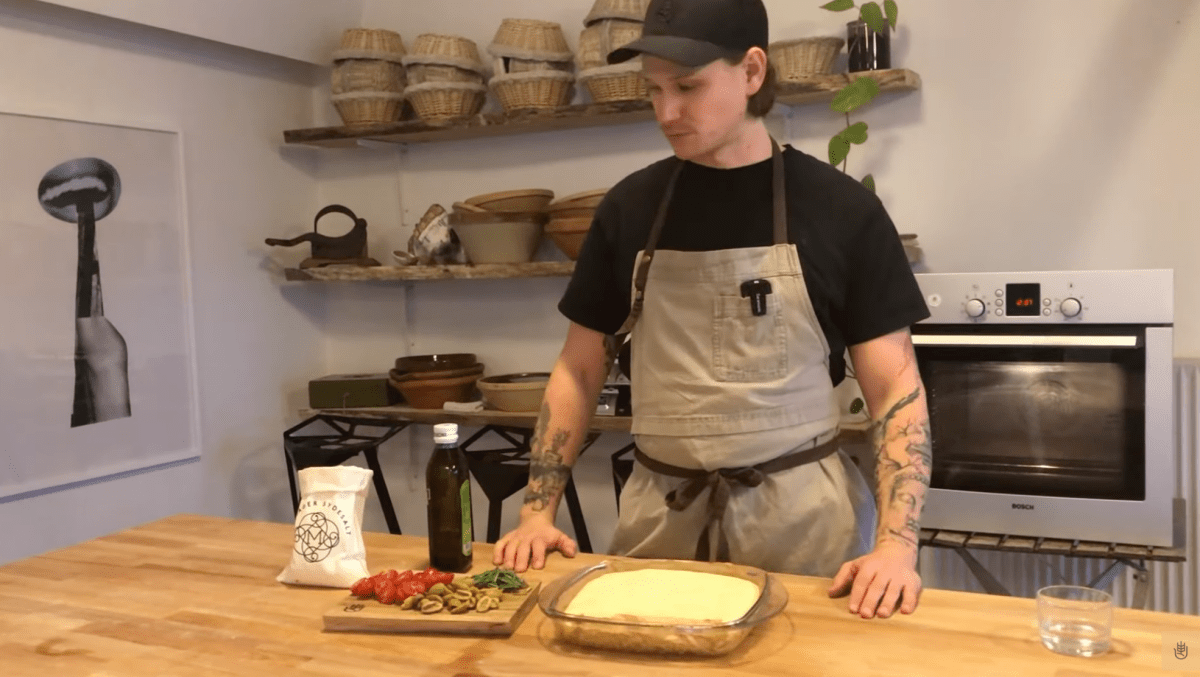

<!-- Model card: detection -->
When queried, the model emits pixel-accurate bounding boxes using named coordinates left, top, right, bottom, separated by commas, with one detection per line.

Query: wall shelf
left=283, top=261, right=575, bottom=282
left=284, top=69, right=921, bottom=148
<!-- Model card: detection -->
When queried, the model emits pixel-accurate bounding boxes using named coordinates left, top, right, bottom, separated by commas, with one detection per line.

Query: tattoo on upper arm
left=872, top=385, right=932, bottom=550
left=524, top=402, right=573, bottom=512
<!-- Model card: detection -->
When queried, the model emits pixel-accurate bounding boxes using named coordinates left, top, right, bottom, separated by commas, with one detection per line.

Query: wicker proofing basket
left=491, top=18, right=572, bottom=56
left=405, top=81, right=487, bottom=122
left=338, top=28, right=406, bottom=55
left=770, top=37, right=845, bottom=80
left=331, top=91, right=406, bottom=126
left=331, top=59, right=407, bottom=94
left=577, top=19, right=643, bottom=71
left=580, top=63, right=647, bottom=103
left=411, top=33, right=482, bottom=63
left=494, top=56, right=573, bottom=75
left=584, top=0, right=651, bottom=25
left=490, top=71, right=574, bottom=112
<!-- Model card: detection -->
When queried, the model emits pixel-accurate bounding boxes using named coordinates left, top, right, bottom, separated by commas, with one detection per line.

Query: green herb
left=472, top=567, right=527, bottom=591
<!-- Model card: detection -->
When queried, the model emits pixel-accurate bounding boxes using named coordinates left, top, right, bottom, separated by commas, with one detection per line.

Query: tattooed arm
left=827, top=327, right=929, bottom=619
left=493, top=321, right=616, bottom=571
left=849, top=327, right=931, bottom=560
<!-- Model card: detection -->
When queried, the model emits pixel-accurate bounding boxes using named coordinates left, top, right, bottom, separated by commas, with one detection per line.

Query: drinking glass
left=1037, top=585, right=1112, bottom=657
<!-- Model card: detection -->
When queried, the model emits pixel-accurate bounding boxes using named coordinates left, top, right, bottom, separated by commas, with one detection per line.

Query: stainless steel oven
left=912, top=270, right=1178, bottom=546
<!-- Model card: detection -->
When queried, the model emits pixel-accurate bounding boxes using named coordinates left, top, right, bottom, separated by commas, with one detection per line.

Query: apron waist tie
left=633, top=435, right=841, bottom=563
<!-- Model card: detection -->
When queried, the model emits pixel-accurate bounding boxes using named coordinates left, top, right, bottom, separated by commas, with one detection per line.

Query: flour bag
left=276, top=466, right=372, bottom=587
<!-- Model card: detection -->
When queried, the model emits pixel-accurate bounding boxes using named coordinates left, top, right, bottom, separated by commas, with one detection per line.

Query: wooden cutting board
left=322, top=582, right=542, bottom=636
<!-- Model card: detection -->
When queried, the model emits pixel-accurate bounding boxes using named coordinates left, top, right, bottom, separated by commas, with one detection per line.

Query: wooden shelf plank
left=301, top=405, right=633, bottom=433
left=284, top=69, right=921, bottom=148
left=283, top=262, right=575, bottom=282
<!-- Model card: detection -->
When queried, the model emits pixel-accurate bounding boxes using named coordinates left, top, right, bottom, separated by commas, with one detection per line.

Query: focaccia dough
left=564, top=569, right=760, bottom=624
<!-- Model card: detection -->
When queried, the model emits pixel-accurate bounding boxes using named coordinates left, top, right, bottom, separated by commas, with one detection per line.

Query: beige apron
left=607, top=140, right=877, bottom=577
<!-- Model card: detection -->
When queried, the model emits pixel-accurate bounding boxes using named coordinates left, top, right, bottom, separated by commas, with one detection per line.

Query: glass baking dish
left=537, top=558, right=789, bottom=657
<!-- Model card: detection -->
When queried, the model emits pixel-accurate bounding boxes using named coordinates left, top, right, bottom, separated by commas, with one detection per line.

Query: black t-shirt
left=558, top=145, right=930, bottom=385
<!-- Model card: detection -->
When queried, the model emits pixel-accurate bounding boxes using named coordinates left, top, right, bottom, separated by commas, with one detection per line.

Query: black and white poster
left=0, top=113, right=199, bottom=498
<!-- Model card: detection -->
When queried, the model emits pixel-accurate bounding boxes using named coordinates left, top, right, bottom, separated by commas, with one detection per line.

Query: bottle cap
left=433, top=423, right=459, bottom=444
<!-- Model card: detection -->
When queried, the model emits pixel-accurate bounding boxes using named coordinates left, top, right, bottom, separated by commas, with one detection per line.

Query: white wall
left=0, top=0, right=331, bottom=562
left=39, top=0, right=365, bottom=65
left=320, top=0, right=1200, bottom=569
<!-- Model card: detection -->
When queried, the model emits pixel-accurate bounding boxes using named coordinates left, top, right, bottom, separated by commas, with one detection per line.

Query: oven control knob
left=1060, top=298, right=1082, bottom=317
left=965, top=298, right=987, bottom=318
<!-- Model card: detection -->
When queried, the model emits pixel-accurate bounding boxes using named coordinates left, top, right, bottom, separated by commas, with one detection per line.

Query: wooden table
left=2, top=514, right=1196, bottom=676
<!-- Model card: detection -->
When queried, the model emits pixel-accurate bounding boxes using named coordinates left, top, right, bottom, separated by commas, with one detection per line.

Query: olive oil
left=426, top=423, right=473, bottom=572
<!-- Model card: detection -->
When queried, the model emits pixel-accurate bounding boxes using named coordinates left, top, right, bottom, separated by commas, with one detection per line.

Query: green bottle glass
left=426, top=423, right=473, bottom=572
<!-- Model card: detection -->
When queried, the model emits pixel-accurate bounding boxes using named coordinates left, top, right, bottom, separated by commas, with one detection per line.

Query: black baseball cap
left=608, top=0, right=769, bottom=68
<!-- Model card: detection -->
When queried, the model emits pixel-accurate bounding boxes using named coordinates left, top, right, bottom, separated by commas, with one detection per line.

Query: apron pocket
left=712, top=294, right=787, bottom=382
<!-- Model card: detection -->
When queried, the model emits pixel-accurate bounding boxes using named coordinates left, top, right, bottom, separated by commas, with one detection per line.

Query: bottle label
left=459, top=479, right=472, bottom=557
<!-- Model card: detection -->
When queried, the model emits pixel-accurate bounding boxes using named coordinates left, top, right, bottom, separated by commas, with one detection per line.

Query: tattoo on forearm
left=872, top=385, right=932, bottom=551
left=523, top=402, right=573, bottom=512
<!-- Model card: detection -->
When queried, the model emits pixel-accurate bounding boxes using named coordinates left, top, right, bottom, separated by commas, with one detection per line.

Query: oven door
left=912, top=325, right=1146, bottom=501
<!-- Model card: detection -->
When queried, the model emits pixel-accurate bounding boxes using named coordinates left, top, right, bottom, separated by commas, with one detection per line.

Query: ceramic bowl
left=546, top=216, right=593, bottom=261
left=547, top=188, right=607, bottom=210
left=395, top=353, right=478, bottom=373
left=464, top=189, right=555, bottom=212
left=392, top=372, right=481, bottom=409
left=450, top=212, right=546, bottom=264
left=477, top=372, right=551, bottom=412
left=389, top=363, right=484, bottom=383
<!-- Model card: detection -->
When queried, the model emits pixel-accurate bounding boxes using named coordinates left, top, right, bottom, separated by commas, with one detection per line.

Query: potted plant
left=821, top=0, right=898, bottom=72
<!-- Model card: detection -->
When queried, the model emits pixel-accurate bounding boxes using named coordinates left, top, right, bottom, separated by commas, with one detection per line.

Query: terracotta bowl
left=464, top=189, right=555, bottom=212
left=546, top=205, right=597, bottom=220
left=450, top=212, right=546, bottom=264
left=546, top=217, right=593, bottom=261
left=477, top=372, right=551, bottom=412
left=395, top=353, right=478, bottom=373
left=547, top=188, right=608, bottom=210
left=389, top=363, right=483, bottom=383
left=392, top=372, right=481, bottom=409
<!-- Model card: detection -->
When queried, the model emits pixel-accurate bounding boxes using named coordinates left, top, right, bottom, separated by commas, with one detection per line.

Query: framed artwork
left=0, top=112, right=200, bottom=499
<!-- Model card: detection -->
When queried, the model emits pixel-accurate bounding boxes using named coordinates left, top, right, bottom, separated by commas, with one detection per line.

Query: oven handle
left=911, top=334, right=1140, bottom=348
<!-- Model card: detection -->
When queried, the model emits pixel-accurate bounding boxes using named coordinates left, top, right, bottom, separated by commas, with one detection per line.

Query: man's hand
left=827, top=541, right=922, bottom=619
left=492, top=512, right=578, bottom=573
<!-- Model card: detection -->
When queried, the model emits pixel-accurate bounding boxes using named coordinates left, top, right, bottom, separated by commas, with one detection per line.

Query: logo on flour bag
left=293, top=507, right=344, bottom=563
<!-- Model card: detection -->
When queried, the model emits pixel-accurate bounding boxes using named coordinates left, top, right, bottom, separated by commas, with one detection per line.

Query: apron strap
left=617, top=137, right=789, bottom=337
left=634, top=434, right=839, bottom=562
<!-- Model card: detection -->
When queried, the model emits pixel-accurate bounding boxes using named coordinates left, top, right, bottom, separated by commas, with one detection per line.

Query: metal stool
left=283, top=414, right=409, bottom=535
left=460, top=425, right=599, bottom=553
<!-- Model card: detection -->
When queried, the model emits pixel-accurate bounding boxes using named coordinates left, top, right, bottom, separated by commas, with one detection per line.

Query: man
left=493, top=0, right=932, bottom=620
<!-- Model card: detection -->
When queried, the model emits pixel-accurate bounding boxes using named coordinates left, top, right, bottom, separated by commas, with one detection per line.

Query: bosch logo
left=1012, top=503, right=1035, bottom=510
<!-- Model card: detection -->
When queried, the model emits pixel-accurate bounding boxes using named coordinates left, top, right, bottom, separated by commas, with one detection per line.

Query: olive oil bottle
left=426, top=423, right=473, bottom=572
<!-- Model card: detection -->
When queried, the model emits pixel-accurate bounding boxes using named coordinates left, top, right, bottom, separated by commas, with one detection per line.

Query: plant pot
left=846, top=20, right=890, bottom=72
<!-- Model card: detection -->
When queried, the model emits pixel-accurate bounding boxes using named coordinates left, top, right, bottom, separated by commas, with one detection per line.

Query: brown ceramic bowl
left=546, top=217, right=593, bottom=261
left=464, top=189, right=555, bottom=212
left=391, top=372, right=481, bottom=409
left=395, top=353, right=478, bottom=373
left=389, top=363, right=484, bottom=383
left=477, top=372, right=550, bottom=412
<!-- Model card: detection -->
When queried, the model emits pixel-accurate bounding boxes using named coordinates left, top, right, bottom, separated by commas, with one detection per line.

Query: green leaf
left=862, top=174, right=876, bottom=192
left=860, top=2, right=887, bottom=33
left=850, top=397, right=865, bottom=414
left=884, top=0, right=899, bottom=29
left=829, top=76, right=880, bottom=113
left=821, top=0, right=856, bottom=11
left=842, top=121, right=869, bottom=144
left=829, top=134, right=851, bottom=167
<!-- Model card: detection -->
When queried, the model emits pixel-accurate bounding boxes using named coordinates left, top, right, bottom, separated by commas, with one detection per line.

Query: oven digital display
left=1006, top=283, right=1040, bottom=316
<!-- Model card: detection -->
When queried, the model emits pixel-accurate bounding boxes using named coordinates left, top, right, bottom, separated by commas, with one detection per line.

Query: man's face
left=642, top=55, right=752, bottom=164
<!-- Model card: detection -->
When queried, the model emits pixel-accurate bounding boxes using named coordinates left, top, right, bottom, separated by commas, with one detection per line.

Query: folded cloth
left=443, top=400, right=484, bottom=412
